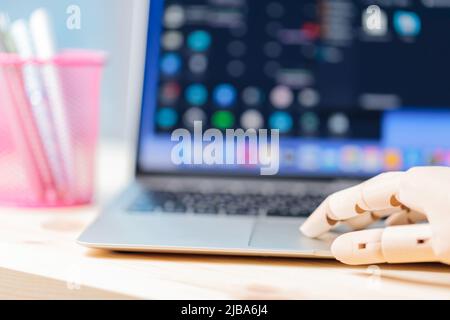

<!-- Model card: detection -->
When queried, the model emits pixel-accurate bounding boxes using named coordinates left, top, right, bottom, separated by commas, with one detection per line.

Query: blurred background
left=2, top=0, right=138, bottom=142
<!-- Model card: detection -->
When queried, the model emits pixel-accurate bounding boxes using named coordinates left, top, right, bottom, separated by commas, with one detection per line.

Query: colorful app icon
left=185, top=84, right=208, bottom=106
left=164, top=5, right=185, bottom=29
left=431, top=149, right=447, bottom=166
left=300, top=112, right=320, bottom=135
left=298, top=145, right=320, bottom=171
left=189, top=54, right=208, bottom=74
left=270, top=85, right=293, bottom=109
left=301, top=22, right=321, bottom=41
left=269, top=111, right=293, bottom=133
left=183, top=107, right=206, bottom=128
left=240, top=109, right=264, bottom=130
left=160, top=82, right=181, bottom=104
left=298, top=88, right=320, bottom=108
left=340, top=146, right=361, bottom=172
left=321, top=148, right=339, bottom=171
left=160, top=53, right=182, bottom=76
left=213, top=84, right=237, bottom=108
left=384, top=148, right=403, bottom=171
left=187, top=30, right=212, bottom=52
left=393, top=11, right=421, bottom=37
left=212, top=111, right=235, bottom=129
left=362, top=147, right=382, bottom=172
left=162, top=31, right=183, bottom=51
left=403, top=149, right=423, bottom=168
left=328, top=113, right=350, bottom=136
left=156, top=107, right=178, bottom=129
left=242, top=87, right=264, bottom=106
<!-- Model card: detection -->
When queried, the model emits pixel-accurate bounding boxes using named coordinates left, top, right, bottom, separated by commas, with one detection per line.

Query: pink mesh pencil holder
left=0, top=50, right=105, bottom=207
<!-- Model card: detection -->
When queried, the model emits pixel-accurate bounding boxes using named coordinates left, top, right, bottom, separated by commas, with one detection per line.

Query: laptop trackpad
left=249, top=218, right=335, bottom=253
left=123, top=215, right=254, bottom=249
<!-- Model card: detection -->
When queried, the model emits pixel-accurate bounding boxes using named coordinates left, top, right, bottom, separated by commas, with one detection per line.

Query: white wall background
left=1, top=0, right=141, bottom=141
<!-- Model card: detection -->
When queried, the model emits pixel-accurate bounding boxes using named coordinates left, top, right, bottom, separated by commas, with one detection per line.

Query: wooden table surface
left=0, top=143, right=449, bottom=300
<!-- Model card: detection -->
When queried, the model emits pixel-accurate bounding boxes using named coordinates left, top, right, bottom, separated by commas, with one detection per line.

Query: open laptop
left=79, top=0, right=450, bottom=257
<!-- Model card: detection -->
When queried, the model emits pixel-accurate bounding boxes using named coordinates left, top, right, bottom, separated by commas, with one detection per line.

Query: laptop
left=78, top=0, right=450, bottom=257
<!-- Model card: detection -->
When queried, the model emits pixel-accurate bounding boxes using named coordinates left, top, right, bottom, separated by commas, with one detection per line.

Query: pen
left=11, top=19, right=66, bottom=199
left=0, top=12, right=16, bottom=52
left=0, top=31, right=5, bottom=52
left=29, top=9, right=74, bottom=200
left=0, top=12, right=49, bottom=202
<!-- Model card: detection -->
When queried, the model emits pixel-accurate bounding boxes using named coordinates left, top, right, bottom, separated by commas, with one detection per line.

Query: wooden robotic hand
left=301, top=167, right=450, bottom=265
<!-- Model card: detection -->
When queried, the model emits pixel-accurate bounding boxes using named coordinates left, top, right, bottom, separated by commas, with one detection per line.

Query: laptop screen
left=137, top=0, right=450, bottom=178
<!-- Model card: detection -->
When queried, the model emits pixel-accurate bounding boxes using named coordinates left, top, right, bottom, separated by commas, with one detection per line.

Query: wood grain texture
left=0, top=143, right=449, bottom=300
left=0, top=267, right=132, bottom=300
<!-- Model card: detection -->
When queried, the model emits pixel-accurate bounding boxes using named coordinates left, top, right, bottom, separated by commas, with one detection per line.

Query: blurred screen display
left=138, top=0, right=450, bottom=177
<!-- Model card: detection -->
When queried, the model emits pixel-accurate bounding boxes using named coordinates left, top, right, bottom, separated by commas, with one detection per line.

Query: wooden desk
left=0, top=143, right=449, bottom=300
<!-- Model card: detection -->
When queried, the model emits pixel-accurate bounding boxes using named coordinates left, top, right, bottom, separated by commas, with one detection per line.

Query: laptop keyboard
left=127, top=191, right=326, bottom=217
